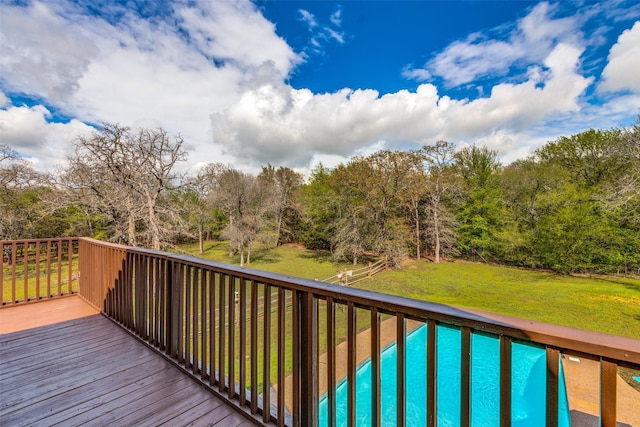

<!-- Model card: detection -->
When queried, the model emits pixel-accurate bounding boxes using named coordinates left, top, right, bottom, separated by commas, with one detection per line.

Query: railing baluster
left=200, top=267, right=207, bottom=381
left=142, top=255, right=149, bottom=340
left=292, top=289, right=300, bottom=427
left=461, top=326, right=471, bottom=427
left=263, top=284, right=272, bottom=423
left=300, top=291, right=318, bottom=427
left=371, top=307, right=381, bottom=427
left=67, top=240, right=73, bottom=294
left=601, top=359, right=617, bottom=427
left=327, top=297, right=336, bottom=427
left=397, top=313, right=406, bottom=427
left=185, top=265, right=192, bottom=370
left=57, top=239, right=62, bottom=296
left=545, top=347, right=560, bottom=427
left=209, top=270, right=217, bottom=387
left=45, top=240, right=51, bottom=298
left=500, top=335, right=512, bottom=427
left=126, top=251, right=134, bottom=329
left=250, top=279, right=258, bottom=413
left=192, top=267, right=200, bottom=375
left=277, top=287, right=286, bottom=426
left=23, top=241, right=28, bottom=301
left=239, top=277, right=247, bottom=405
left=159, top=258, right=166, bottom=350
left=218, top=273, right=226, bottom=393
left=347, top=302, right=357, bottom=427
left=427, top=320, right=436, bottom=427
left=228, top=275, right=236, bottom=400
left=11, top=242, right=17, bottom=302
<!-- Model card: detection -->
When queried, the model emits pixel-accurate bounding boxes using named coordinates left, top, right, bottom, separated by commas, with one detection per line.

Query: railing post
left=167, top=259, right=178, bottom=358
left=300, top=291, right=318, bottom=427
left=601, top=359, right=617, bottom=427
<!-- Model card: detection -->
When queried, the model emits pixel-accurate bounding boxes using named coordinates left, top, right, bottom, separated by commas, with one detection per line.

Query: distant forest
left=2, top=118, right=639, bottom=275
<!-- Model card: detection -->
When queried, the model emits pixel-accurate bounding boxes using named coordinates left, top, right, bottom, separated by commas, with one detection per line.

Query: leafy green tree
left=454, top=145, right=503, bottom=260
left=299, top=164, right=338, bottom=250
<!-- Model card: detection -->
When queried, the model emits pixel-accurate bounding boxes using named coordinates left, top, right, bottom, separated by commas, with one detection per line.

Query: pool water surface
left=319, top=324, right=570, bottom=426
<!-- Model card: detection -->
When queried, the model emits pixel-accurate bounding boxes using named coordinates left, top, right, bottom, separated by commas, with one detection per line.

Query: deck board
left=0, top=300, right=257, bottom=427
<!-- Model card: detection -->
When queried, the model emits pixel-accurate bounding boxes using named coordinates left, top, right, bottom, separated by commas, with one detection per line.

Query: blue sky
left=1, top=0, right=639, bottom=174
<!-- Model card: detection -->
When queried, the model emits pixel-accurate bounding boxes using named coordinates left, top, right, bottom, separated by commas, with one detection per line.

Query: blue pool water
left=319, top=325, right=570, bottom=426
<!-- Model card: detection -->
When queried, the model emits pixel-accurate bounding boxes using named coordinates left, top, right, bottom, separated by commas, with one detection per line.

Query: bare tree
left=0, top=145, right=50, bottom=240
left=184, top=163, right=226, bottom=254
left=64, top=123, right=187, bottom=249
left=212, top=167, right=271, bottom=265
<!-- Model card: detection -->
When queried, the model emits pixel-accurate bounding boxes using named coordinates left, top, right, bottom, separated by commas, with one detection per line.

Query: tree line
left=1, top=118, right=638, bottom=275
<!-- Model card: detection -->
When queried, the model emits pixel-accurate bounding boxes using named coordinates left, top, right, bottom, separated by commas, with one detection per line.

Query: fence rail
left=320, top=258, right=387, bottom=286
left=1, top=238, right=79, bottom=306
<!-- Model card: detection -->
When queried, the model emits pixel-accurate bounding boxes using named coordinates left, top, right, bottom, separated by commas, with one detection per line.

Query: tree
left=184, top=163, right=226, bottom=254
left=328, top=151, right=417, bottom=266
left=455, top=145, right=503, bottom=260
left=299, top=163, right=338, bottom=250
left=0, top=145, right=53, bottom=240
left=421, top=141, right=459, bottom=263
left=257, top=165, right=303, bottom=246
left=65, top=123, right=187, bottom=250
left=397, top=151, right=428, bottom=259
left=212, top=167, right=273, bottom=265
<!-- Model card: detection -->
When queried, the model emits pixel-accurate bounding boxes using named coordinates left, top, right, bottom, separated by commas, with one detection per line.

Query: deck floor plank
left=0, top=300, right=256, bottom=427
left=2, top=362, right=176, bottom=426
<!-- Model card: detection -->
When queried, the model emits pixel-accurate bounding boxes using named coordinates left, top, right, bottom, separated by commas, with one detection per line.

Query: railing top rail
left=1, top=237, right=78, bottom=245
left=78, top=237, right=640, bottom=365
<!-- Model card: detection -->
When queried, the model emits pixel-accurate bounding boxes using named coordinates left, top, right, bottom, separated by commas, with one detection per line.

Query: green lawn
left=179, top=241, right=640, bottom=340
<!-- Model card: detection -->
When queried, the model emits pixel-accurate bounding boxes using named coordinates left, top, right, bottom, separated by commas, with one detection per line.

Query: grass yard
left=179, top=241, right=640, bottom=340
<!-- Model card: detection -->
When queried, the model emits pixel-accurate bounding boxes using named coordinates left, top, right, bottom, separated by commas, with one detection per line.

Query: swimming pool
left=319, top=324, right=570, bottom=426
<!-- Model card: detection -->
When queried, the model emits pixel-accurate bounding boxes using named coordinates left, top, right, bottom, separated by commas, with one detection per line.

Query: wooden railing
left=1, top=238, right=79, bottom=306
left=68, top=238, right=640, bottom=426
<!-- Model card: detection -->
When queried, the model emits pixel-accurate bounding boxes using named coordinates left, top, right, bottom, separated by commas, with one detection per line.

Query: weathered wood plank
left=0, top=308, right=255, bottom=427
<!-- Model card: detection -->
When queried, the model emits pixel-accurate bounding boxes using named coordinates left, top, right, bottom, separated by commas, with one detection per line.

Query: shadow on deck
left=0, top=298, right=256, bottom=427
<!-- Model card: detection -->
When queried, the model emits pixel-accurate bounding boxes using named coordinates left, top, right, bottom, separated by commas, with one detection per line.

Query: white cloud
left=298, top=6, right=346, bottom=54
left=402, top=66, right=431, bottom=82
left=405, top=2, right=581, bottom=87
left=600, top=21, right=640, bottom=93
left=0, top=2, right=98, bottom=102
left=299, top=9, right=318, bottom=28
left=212, top=43, right=592, bottom=169
left=330, top=8, right=343, bottom=27
left=175, top=1, right=300, bottom=77
left=0, top=0, right=300, bottom=172
left=0, top=104, right=93, bottom=169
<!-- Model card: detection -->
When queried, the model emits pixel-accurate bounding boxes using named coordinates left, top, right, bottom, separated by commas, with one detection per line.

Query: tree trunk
left=415, top=204, right=421, bottom=260
left=198, top=223, right=204, bottom=254
left=434, top=207, right=440, bottom=263
left=147, top=194, right=161, bottom=251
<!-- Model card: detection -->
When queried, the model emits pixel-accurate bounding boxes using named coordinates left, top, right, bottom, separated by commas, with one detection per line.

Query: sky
left=1, top=0, right=639, bottom=176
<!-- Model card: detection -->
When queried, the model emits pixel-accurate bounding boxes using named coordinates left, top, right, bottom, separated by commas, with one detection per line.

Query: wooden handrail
left=73, top=237, right=639, bottom=426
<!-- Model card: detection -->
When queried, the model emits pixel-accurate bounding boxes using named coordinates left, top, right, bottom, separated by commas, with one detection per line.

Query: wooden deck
left=0, top=298, right=257, bottom=427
